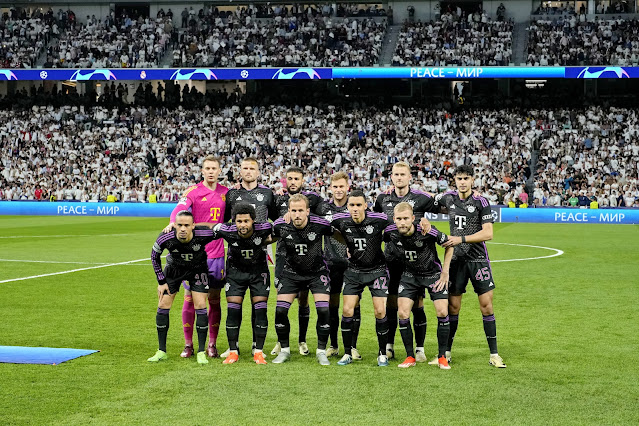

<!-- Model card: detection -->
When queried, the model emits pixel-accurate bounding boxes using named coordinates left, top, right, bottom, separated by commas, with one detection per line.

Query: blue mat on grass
left=0, top=346, right=99, bottom=365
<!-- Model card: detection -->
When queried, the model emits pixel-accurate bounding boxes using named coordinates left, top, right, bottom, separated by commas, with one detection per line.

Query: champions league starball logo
left=70, top=69, right=117, bottom=81
left=170, top=69, right=218, bottom=80
left=0, top=70, right=18, bottom=80
left=576, top=67, right=630, bottom=79
left=272, top=68, right=322, bottom=80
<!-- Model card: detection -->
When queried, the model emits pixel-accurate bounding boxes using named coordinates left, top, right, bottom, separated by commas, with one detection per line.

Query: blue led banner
left=2, top=66, right=639, bottom=81
left=500, top=208, right=639, bottom=224
left=0, top=201, right=175, bottom=217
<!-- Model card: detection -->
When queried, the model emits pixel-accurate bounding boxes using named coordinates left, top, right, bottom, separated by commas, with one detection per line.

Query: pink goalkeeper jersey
left=170, top=182, right=228, bottom=259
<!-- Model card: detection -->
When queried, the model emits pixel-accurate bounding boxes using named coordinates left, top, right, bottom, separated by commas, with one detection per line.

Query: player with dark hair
left=202, top=203, right=274, bottom=364
left=315, top=171, right=363, bottom=359
left=270, top=194, right=335, bottom=365
left=271, top=166, right=324, bottom=357
left=434, top=164, right=506, bottom=368
left=149, top=211, right=218, bottom=365
left=221, top=157, right=278, bottom=359
left=384, top=202, right=454, bottom=369
left=163, top=155, right=228, bottom=359
left=374, top=161, right=438, bottom=361
left=331, top=190, right=392, bottom=366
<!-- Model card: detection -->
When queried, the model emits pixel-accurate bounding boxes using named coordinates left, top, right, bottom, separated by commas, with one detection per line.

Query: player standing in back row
left=374, top=161, right=438, bottom=362
left=434, top=165, right=506, bottom=368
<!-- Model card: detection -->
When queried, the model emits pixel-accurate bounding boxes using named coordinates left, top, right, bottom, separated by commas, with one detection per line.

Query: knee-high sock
left=226, top=302, right=242, bottom=351
left=412, top=306, right=427, bottom=348
left=315, top=301, right=330, bottom=351
left=298, top=304, right=310, bottom=343
left=447, top=314, right=459, bottom=351
left=483, top=314, right=498, bottom=354
left=195, top=308, right=208, bottom=353
left=157, top=308, right=170, bottom=352
left=399, top=317, right=414, bottom=357
left=182, top=295, right=194, bottom=345
left=386, top=306, right=398, bottom=346
left=375, top=316, right=389, bottom=356
left=208, top=297, right=221, bottom=344
left=329, top=304, right=340, bottom=347
left=275, top=301, right=291, bottom=349
left=253, top=301, right=268, bottom=351
left=341, top=316, right=353, bottom=355
left=352, top=305, right=361, bottom=348
left=437, top=316, right=451, bottom=357
left=251, top=304, right=256, bottom=346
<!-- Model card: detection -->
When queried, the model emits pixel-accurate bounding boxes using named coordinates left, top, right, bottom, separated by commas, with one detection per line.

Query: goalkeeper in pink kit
left=164, top=155, right=228, bottom=358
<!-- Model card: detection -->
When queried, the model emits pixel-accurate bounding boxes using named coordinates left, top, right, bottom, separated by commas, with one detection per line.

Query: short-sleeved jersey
left=225, top=184, right=278, bottom=223
left=384, top=222, right=448, bottom=277
left=315, top=200, right=349, bottom=267
left=169, top=182, right=228, bottom=258
left=274, top=190, right=324, bottom=256
left=151, top=226, right=217, bottom=284
left=375, top=188, right=437, bottom=261
left=331, top=212, right=391, bottom=273
left=273, top=215, right=333, bottom=278
left=435, top=191, right=493, bottom=262
left=213, top=222, right=273, bottom=272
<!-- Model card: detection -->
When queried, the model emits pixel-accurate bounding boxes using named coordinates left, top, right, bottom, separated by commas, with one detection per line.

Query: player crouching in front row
left=384, top=203, right=454, bottom=369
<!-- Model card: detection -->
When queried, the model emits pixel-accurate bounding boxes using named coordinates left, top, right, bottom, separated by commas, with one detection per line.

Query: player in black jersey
left=202, top=203, right=274, bottom=365
left=271, top=167, right=324, bottom=357
left=435, top=165, right=506, bottom=368
left=270, top=194, right=335, bottom=365
left=149, top=211, right=217, bottom=365
left=222, top=157, right=278, bottom=359
left=315, top=171, right=364, bottom=360
left=384, top=203, right=454, bottom=370
left=374, top=161, right=438, bottom=361
left=331, top=190, right=393, bottom=367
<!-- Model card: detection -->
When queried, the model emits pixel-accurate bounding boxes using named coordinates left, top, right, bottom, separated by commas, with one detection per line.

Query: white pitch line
left=0, top=258, right=149, bottom=284
left=487, top=242, right=564, bottom=262
left=0, top=234, right=135, bottom=239
left=0, top=259, right=111, bottom=265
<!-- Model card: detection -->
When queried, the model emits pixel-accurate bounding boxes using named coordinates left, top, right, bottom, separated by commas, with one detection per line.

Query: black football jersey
left=375, top=188, right=437, bottom=261
left=435, top=191, right=494, bottom=262
left=225, top=184, right=278, bottom=223
left=274, top=190, right=324, bottom=257
left=273, top=215, right=333, bottom=278
left=315, top=200, right=349, bottom=267
left=384, top=222, right=448, bottom=277
left=213, top=222, right=273, bottom=272
left=151, top=226, right=217, bottom=283
left=331, top=212, right=391, bottom=273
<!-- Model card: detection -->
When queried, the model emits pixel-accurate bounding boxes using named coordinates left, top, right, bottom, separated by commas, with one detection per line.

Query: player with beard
left=374, top=161, right=438, bottom=361
left=270, top=167, right=324, bottom=357
left=163, top=155, right=228, bottom=359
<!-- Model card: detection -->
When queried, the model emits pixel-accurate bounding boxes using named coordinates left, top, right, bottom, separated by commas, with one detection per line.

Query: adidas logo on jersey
left=236, top=196, right=242, bottom=200
left=387, top=203, right=393, bottom=207
left=201, top=197, right=207, bottom=201
left=346, top=229, right=352, bottom=233
left=443, top=290, right=448, bottom=295
left=172, top=249, right=179, bottom=253
left=281, top=202, right=287, bottom=207
left=286, top=235, right=294, bottom=239
left=489, top=282, right=494, bottom=287
left=232, top=242, right=239, bottom=247
left=397, top=241, right=403, bottom=246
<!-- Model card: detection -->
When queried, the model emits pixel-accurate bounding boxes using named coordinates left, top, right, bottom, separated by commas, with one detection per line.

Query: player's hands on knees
left=419, top=217, right=432, bottom=234
left=157, top=283, right=170, bottom=300
left=433, top=273, right=449, bottom=292
left=442, top=236, right=462, bottom=248
left=162, top=223, right=175, bottom=234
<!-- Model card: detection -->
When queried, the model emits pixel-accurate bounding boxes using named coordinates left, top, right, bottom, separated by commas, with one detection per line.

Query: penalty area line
left=0, top=258, right=149, bottom=284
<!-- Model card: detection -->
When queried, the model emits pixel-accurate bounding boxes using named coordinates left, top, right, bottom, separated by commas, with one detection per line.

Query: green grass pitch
left=0, top=216, right=638, bottom=425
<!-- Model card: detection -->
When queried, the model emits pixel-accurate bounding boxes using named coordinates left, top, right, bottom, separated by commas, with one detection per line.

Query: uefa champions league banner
left=0, top=201, right=175, bottom=217
left=2, top=67, right=639, bottom=81
left=500, top=208, right=639, bottom=224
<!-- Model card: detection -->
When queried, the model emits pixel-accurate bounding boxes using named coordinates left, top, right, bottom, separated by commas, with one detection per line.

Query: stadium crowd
left=527, top=17, right=639, bottom=66
left=171, top=11, right=386, bottom=68
left=393, top=11, right=513, bottom=66
left=1, top=93, right=637, bottom=208
left=0, top=8, right=61, bottom=68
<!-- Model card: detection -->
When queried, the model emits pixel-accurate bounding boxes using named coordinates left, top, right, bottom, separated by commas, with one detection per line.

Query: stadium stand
left=0, top=8, right=58, bottom=68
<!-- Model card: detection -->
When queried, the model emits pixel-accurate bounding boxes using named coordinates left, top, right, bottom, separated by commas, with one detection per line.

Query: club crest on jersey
left=415, top=241, right=423, bottom=247
left=254, top=237, right=262, bottom=245
left=467, top=205, right=476, bottom=213
left=407, top=200, right=416, bottom=207
left=308, top=232, right=317, bottom=241
left=221, top=194, right=226, bottom=202
left=256, top=193, right=264, bottom=201
left=192, top=244, right=201, bottom=251
left=365, top=225, right=374, bottom=235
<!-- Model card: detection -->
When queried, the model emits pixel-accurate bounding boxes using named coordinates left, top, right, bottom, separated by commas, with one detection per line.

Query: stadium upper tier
left=1, top=102, right=637, bottom=208
left=3, top=5, right=639, bottom=69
